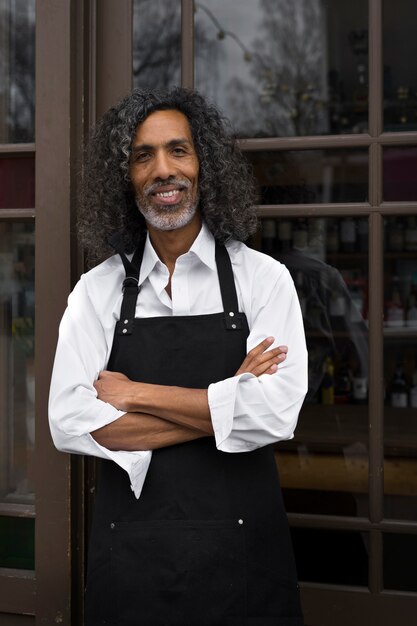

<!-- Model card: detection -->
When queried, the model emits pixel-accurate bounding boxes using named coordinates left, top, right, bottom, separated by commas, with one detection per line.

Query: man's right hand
left=235, top=337, right=287, bottom=377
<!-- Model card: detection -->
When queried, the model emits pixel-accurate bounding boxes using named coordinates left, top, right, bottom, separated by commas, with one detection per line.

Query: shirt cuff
left=208, top=372, right=255, bottom=451
left=88, top=436, right=152, bottom=499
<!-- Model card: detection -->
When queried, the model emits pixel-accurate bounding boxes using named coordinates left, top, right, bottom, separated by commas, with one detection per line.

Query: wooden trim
left=95, top=0, right=132, bottom=119
left=0, top=210, right=35, bottom=219
left=0, top=503, right=35, bottom=518
left=239, top=134, right=373, bottom=152
left=35, top=1, right=74, bottom=623
left=181, top=0, right=195, bottom=88
left=0, top=570, right=35, bottom=615
left=300, top=585, right=417, bottom=626
left=0, top=145, right=35, bottom=155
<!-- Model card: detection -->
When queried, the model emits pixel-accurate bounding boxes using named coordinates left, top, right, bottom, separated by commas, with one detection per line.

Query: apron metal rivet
left=122, top=329, right=127, bottom=334
left=229, top=311, right=234, bottom=317
left=110, top=522, right=115, bottom=529
left=238, top=519, right=244, bottom=525
left=232, top=324, right=237, bottom=329
left=124, top=319, right=129, bottom=324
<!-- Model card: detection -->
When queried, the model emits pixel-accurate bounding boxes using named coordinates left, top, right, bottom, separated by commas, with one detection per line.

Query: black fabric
left=85, top=241, right=303, bottom=626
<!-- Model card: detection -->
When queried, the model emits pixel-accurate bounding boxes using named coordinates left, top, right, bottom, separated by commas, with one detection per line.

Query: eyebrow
left=131, top=138, right=192, bottom=154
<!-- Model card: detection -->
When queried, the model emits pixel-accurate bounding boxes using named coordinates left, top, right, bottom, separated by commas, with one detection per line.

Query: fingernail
left=278, top=353, right=286, bottom=361
left=266, top=336, right=274, bottom=343
left=278, top=345, right=288, bottom=352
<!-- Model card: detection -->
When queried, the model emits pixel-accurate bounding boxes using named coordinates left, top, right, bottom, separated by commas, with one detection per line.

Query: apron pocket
left=110, top=518, right=246, bottom=626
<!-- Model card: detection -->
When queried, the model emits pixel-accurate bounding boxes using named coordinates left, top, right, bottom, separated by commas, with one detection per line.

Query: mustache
left=144, top=177, right=192, bottom=197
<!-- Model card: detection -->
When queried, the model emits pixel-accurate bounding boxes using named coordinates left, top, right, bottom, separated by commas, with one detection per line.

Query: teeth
left=156, top=190, right=178, bottom=198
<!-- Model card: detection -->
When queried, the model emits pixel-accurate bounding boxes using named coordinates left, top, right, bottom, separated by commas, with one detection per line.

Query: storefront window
left=0, top=222, right=35, bottom=509
left=0, top=0, right=35, bottom=143
left=132, top=0, right=181, bottom=90
left=246, top=148, right=368, bottom=204
left=383, top=147, right=417, bottom=202
left=195, top=0, right=368, bottom=138
left=383, top=217, right=417, bottom=522
left=258, top=216, right=369, bottom=519
left=383, top=0, right=417, bottom=132
left=0, top=156, right=35, bottom=209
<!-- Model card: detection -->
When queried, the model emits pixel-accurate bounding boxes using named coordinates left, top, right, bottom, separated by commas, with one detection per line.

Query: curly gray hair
left=78, top=87, right=258, bottom=264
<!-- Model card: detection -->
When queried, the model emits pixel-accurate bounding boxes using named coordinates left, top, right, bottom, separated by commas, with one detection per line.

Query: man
left=49, top=87, right=308, bottom=625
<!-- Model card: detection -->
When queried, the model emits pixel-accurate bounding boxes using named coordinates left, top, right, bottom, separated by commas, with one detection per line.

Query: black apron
left=85, top=239, right=303, bottom=626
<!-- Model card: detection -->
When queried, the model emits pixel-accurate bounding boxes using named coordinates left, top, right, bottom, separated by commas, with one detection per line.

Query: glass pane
left=0, top=156, right=35, bottom=209
left=292, top=528, right=368, bottom=586
left=0, top=516, right=34, bottom=569
left=383, top=217, right=417, bottom=521
left=383, top=147, right=417, bottom=202
left=246, top=149, right=368, bottom=204
left=383, top=0, right=417, bottom=131
left=195, top=0, right=368, bottom=138
left=0, top=0, right=35, bottom=143
left=132, top=0, right=181, bottom=90
left=258, top=217, right=369, bottom=517
left=0, top=222, right=35, bottom=506
left=384, top=533, right=417, bottom=592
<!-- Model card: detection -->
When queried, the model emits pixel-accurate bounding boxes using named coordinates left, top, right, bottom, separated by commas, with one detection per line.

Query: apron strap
left=215, top=243, right=243, bottom=331
left=109, top=233, right=146, bottom=336
left=110, top=233, right=243, bottom=334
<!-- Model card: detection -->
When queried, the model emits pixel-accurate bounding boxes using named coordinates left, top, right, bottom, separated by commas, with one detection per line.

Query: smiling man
left=49, top=88, right=308, bottom=626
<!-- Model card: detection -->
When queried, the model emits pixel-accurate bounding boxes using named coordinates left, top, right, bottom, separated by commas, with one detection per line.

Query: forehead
left=133, top=109, right=193, bottom=145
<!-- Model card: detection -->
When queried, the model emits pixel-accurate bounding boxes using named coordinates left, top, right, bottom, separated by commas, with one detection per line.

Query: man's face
left=129, top=109, right=200, bottom=232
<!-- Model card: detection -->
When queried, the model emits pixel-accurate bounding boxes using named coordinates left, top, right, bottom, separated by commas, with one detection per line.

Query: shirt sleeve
left=48, top=275, right=151, bottom=498
left=208, top=264, right=308, bottom=452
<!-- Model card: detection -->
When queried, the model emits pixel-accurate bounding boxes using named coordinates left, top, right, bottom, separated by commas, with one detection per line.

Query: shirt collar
left=139, top=221, right=216, bottom=285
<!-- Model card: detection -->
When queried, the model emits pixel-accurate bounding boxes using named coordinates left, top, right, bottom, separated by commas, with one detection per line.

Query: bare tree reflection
left=228, top=0, right=327, bottom=137
left=0, top=0, right=35, bottom=143
left=133, top=0, right=218, bottom=91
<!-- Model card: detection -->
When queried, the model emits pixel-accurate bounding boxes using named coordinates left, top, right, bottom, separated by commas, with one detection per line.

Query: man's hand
left=94, top=371, right=136, bottom=411
left=235, top=337, right=287, bottom=377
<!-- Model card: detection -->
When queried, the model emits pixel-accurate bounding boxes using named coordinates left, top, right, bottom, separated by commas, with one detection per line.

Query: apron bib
left=85, top=240, right=303, bottom=626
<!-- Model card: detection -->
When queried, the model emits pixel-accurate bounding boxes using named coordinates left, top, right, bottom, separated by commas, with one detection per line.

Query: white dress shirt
left=49, top=222, right=308, bottom=498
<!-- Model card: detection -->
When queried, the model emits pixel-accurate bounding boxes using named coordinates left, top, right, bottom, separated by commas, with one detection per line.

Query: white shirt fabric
left=49, top=222, right=308, bottom=498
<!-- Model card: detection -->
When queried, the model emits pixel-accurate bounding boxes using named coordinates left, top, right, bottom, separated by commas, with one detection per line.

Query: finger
left=243, top=346, right=287, bottom=371
left=251, top=352, right=286, bottom=377
left=246, top=336, right=275, bottom=358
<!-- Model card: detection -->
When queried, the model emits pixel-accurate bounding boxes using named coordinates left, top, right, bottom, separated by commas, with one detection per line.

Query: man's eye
left=173, top=147, right=186, bottom=155
left=134, top=153, right=150, bottom=162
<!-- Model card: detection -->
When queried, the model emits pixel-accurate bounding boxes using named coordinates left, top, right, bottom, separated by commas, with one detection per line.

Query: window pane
left=383, top=147, right=417, bottom=202
left=0, top=516, right=34, bottom=569
left=0, top=222, right=35, bottom=506
left=292, top=528, right=368, bottom=586
left=0, top=156, right=35, bottom=209
left=384, top=534, right=417, bottom=592
left=257, top=216, right=369, bottom=517
left=132, top=0, right=181, bottom=90
left=383, top=217, right=417, bottom=522
left=246, top=149, right=368, bottom=204
left=383, top=0, right=417, bottom=132
left=195, top=0, right=368, bottom=138
left=0, top=0, right=35, bottom=143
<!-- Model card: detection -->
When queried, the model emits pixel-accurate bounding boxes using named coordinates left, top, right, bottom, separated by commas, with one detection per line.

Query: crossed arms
left=91, top=338, right=287, bottom=451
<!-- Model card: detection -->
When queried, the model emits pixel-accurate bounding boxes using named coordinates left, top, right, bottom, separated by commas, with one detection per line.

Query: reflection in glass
left=246, top=149, right=368, bottom=204
left=291, top=528, right=368, bottom=586
left=195, top=0, right=368, bottom=137
left=132, top=0, right=181, bottom=90
left=383, top=147, right=417, bottom=202
left=383, top=0, right=417, bottom=131
left=0, top=0, right=35, bottom=143
left=0, top=156, right=35, bottom=209
left=384, top=533, right=417, bottom=592
left=383, top=217, right=417, bottom=521
left=0, top=222, right=35, bottom=505
left=0, top=516, right=34, bottom=569
left=258, top=217, right=369, bottom=517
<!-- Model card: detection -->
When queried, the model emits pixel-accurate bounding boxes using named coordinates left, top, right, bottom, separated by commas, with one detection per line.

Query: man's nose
left=153, top=151, right=175, bottom=180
